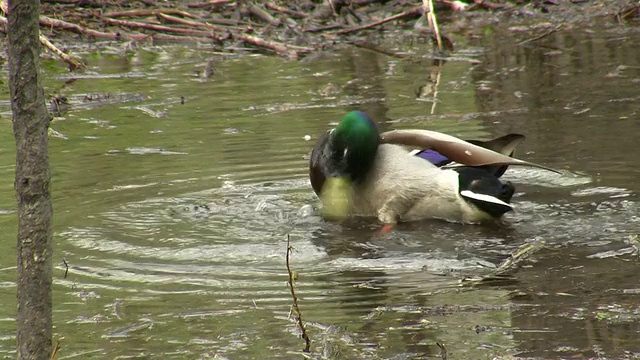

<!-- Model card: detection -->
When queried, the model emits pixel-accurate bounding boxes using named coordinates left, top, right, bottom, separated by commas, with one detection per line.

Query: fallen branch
left=186, top=0, right=234, bottom=9
left=105, top=17, right=214, bottom=37
left=206, top=16, right=244, bottom=26
left=305, top=23, right=343, bottom=33
left=104, top=9, right=197, bottom=19
left=40, top=15, right=127, bottom=40
left=265, top=3, right=309, bottom=19
left=151, top=33, right=205, bottom=43
left=156, top=12, right=241, bottom=32
left=615, top=2, right=640, bottom=22
left=42, top=0, right=104, bottom=6
left=351, top=39, right=409, bottom=58
left=471, top=0, right=510, bottom=11
left=246, top=3, right=280, bottom=26
left=327, top=6, right=422, bottom=35
left=234, top=33, right=312, bottom=59
left=0, top=14, right=86, bottom=70
left=286, top=235, right=311, bottom=353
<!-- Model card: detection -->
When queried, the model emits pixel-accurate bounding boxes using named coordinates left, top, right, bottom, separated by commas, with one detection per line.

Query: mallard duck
left=309, top=111, right=557, bottom=225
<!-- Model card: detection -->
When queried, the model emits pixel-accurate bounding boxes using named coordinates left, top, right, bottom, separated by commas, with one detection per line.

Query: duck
left=309, top=111, right=558, bottom=225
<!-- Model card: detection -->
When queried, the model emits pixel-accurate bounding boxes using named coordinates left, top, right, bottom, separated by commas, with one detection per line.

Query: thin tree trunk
left=8, top=0, right=54, bottom=358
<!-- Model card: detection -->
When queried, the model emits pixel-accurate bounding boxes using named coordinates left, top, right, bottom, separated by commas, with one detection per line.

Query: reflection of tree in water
left=307, top=221, right=521, bottom=358
left=343, top=48, right=393, bottom=132
left=509, top=246, right=640, bottom=357
left=470, top=29, right=640, bottom=187
left=468, top=29, right=640, bottom=357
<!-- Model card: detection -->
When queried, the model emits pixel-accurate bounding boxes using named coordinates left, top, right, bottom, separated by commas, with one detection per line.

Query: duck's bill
left=380, top=129, right=560, bottom=174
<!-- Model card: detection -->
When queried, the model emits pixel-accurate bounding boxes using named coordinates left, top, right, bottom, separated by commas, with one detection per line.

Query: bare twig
left=437, top=342, right=447, bottom=360
left=62, top=259, right=69, bottom=279
left=50, top=341, right=60, bottom=360
left=286, top=235, right=311, bottom=353
left=429, top=60, right=443, bottom=114
left=423, top=0, right=443, bottom=52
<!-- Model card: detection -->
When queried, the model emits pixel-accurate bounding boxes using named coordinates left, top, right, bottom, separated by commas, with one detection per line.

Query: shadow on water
left=0, top=25, right=639, bottom=359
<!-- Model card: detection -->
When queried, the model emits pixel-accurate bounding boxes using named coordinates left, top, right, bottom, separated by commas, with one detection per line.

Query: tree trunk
left=8, top=0, right=54, bottom=359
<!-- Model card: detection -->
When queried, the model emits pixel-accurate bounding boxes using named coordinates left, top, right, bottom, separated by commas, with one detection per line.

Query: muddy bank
left=2, top=0, right=638, bottom=67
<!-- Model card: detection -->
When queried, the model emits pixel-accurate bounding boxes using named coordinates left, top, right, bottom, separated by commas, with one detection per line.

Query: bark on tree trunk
left=8, top=0, right=54, bottom=358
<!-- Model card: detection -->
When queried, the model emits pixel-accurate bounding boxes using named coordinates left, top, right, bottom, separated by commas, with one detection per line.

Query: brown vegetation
left=1, top=1, right=637, bottom=66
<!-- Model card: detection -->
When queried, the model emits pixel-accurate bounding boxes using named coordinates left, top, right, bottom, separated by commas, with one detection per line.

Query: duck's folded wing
left=467, top=133, right=525, bottom=156
left=380, top=129, right=559, bottom=173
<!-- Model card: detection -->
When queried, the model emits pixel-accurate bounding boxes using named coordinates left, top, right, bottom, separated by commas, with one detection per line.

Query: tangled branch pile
left=1, top=0, right=638, bottom=69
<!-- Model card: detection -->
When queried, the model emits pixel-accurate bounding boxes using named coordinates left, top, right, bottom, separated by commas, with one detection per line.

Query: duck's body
left=349, top=144, right=497, bottom=223
left=309, top=111, right=556, bottom=225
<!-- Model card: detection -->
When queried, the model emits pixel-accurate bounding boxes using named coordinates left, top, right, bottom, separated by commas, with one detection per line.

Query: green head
left=330, top=111, right=380, bottom=182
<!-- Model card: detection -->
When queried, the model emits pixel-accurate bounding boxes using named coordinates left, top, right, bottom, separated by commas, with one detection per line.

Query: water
left=0, top=25, right=639, bottom=359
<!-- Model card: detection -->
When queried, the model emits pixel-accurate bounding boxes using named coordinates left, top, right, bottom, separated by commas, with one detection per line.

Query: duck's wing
left=410, top=134, right=525, bottom=168
left=465, top=134, right=526, bottom=177
left=467, top=133, right=525, bottom=156
left=380, top=129, right=560, bottom=174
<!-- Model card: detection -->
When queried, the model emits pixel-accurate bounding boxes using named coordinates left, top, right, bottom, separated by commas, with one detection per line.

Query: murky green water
left=1, top=25, right=639, bottom=359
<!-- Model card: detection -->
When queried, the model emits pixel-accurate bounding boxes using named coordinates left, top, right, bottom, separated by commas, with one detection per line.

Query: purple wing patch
left=414, top=149, right=451, bottom=167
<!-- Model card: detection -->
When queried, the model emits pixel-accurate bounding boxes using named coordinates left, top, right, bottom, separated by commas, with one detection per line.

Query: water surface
left=0, top=25, right=639, bottom=359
